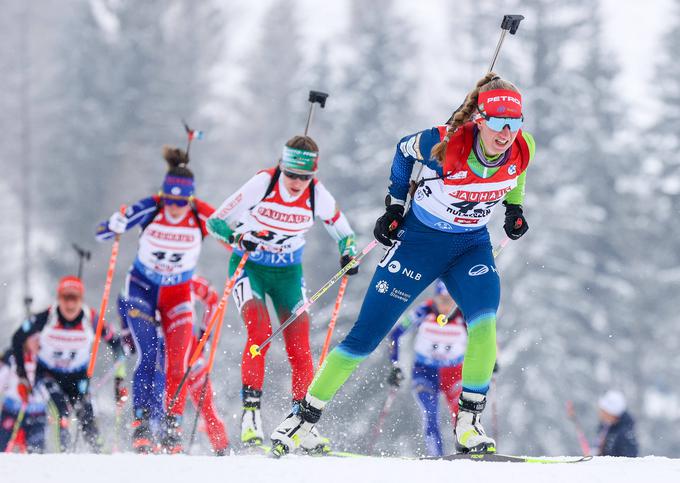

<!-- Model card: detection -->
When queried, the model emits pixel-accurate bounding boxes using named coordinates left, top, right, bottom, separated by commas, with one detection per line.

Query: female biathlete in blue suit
left=270, top=72, right=535, bottom=456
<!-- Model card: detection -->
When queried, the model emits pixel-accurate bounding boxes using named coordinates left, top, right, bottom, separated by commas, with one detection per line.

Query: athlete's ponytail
left=162, top=145, right=193, bottom=179
left=431, top=73, right=519, bottom=164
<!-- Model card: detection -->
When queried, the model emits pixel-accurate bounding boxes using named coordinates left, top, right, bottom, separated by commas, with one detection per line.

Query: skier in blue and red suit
left=271, top=72, right=535, bottom=456
left=96, top=146, right=218, bottom=454
left=387, top=280, right=467, bottom=457
left=115, top=275, right=229, bottom=455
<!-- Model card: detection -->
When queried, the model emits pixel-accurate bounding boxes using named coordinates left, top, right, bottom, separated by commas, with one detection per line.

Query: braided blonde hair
left=431, top=73, right=520, bottom=164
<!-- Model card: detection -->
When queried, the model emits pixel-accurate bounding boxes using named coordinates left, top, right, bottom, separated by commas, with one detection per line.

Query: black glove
left=341, top=255, right=359, bottom=276
left=374, top=204, right=404, bottom=246
left=228, top=232, right=260, bottom=252
left=387, top=366, right=404, bottom=388
left=503, top=202, right=529, bottom=240
left=493, top=361, right=500, bottom=374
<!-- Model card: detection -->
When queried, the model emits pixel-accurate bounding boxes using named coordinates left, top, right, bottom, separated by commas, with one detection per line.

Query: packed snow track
left=1, top=454, right=679, bottom=483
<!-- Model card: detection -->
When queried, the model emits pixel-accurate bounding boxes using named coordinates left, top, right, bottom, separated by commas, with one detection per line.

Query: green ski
left=258, top=444, right=366, bottom=458
left=422, top=453, right=593, bottom=464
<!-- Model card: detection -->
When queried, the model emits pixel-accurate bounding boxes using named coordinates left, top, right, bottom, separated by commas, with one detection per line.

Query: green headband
left=281, top=146, right=318, bottom=172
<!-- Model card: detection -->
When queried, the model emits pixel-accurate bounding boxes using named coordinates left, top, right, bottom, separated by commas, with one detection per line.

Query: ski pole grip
left=501, top=14, right=524, bottom=34
left=308, top=90, right=329, bottom=108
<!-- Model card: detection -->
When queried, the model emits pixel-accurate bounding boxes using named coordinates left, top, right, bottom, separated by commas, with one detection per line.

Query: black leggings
left=37, top=365, right=100, bottom=452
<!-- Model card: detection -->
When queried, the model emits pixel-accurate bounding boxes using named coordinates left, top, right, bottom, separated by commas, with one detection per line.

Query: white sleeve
left=314, top=182, right=355, bottom=243
left=210, top=172, right=272, bottom=225
left=0, top=363, right=10, bottom=394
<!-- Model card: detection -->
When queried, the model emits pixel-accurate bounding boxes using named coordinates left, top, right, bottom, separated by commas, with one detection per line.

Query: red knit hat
left=57, top=275, right=84, bottom=297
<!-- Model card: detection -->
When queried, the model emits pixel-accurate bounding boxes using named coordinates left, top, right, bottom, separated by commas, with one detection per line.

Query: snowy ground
left=1, top=454, right=679, bottom=483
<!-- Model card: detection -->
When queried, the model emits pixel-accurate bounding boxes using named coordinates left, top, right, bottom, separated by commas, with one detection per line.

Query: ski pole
left=566, top=400, right=592, bottom=456
left=46, top=398, right=61, bottom=452
left=23, top=296, right=33, bottom=319
left=489, top=15, right=525, bottom=73
left=87, top=205, right=126, bottom=379
left=91, top=359, right=125, bottom=394
left=367, top=386, right=399, bottom=454
left=187, top=373, right=210, bottom=454
left=5, top=404, right=27, bottom=453
left=188, top=302, right=226, bottom=454
left=250, top=240, right=378, bottom=358
left=72, top=243, right=91, bottom=280
left=168, top=253, right=248, bottom=413
left=490, top=375, right=499, bottom=443
left=189, top=254, right=247, bottom=368
left=445, top=15, right=525, bottom=126
left=71, top=401, right=82, bottom=453
left=182, top=120, right=204, bottom=158
left=492, top=235, right=510, bottom=258
left=304, top=90, right=329, bottom=136
left=317, top=275, right=349, bottom=370
left=112, top=387, right=128, bottom=453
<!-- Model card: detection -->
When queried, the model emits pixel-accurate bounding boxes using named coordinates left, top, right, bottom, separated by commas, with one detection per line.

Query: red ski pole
left=187, top=302, right=226, bottom=453
left=566, top=400, right=592, bottom=456
left=190, top=252, right=248, bottom=367
left=367, top=386, right=399, bottom=454
left=168, top=252, right=248, bottom=412
left=87, top=205, right=125, bottom=378
left=317, top=275, right=349, bottom=370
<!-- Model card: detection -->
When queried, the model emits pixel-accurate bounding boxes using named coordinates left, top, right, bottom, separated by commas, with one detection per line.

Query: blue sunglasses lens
left=485, top=116, right=523, bottom=132
left=164, top=198, right=189, bottom=207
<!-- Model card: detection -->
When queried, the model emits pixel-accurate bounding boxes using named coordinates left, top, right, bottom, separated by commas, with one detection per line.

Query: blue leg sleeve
left=123, top=273, right=160, bottom=417
left=441, top=243, right=500, bottom=322
left=441, top=243, right=500, bottom=394
left=151, top=335, right=166, bottom=426
left=412, top=364, right=443, bottom=457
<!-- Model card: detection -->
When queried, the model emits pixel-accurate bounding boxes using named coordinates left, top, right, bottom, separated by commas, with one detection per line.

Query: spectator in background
left=597, top=390, right=638, bottom=457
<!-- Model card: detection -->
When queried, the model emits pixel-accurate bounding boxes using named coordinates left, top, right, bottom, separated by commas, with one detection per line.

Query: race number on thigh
left=232, top=276, right=254, bottom=312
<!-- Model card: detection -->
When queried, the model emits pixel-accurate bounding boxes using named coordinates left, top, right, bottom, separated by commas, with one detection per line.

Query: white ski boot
left=454, top=391, right=496, bottom=454
left=299, top=426, right=331, bottom=455
left=270, top=395, right=326, bottom=457
left=241, top=387, right=264, bottom=446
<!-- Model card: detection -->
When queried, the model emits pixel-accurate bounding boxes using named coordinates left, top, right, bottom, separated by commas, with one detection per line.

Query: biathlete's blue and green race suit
left=312, top=122, right=534, bottom=401
left=270, top=118, right=535, bottom=454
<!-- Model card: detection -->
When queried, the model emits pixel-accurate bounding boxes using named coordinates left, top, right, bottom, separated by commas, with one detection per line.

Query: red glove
left=17, top=377, right=31, bottom=404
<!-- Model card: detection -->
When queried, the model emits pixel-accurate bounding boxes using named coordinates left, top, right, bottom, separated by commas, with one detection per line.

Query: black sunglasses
left=283, top=170, right=313, bottom=181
